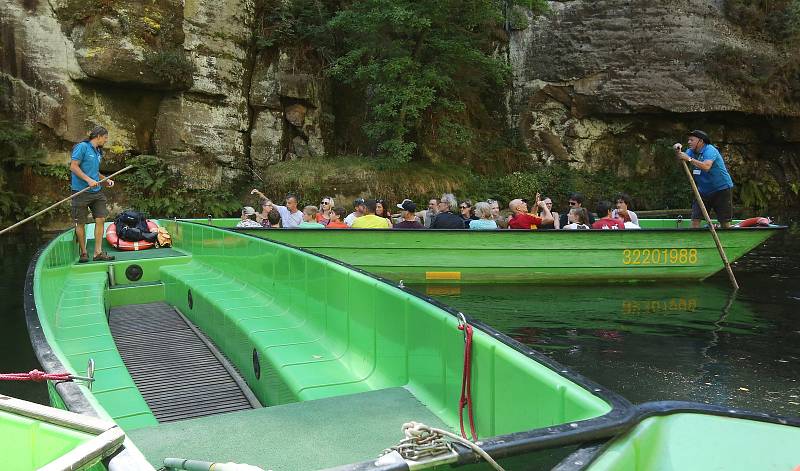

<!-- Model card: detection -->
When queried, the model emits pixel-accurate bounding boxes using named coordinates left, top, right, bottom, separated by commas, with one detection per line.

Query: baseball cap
left=397, top=199, right=416, bottom=212
left=242, top=206, right=256, bottom=216
left=688, top=130, right=711, bottom=144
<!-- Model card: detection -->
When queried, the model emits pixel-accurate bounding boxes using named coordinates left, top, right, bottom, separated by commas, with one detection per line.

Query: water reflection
left=414, top=278, right=800, bottom=416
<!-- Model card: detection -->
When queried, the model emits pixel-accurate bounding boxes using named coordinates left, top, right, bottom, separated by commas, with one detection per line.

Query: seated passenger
left=487, top=199, right=508, bottom=228
left=326, top=207, right=349, bottom=228
left=251, top=189, right=303, bottom=228
left=507, top=195, right=553, bottom=229
left=375, top=199, right=394, bottom=223
left=352, top=199, right=392, bottom=229
left=562, top=208, right=591, bottom=230
left=430, top=193, right=466, bottom=229
left=469, top=202, right=498, bottom=230
left=317, top=197, right=335, bottom=225
left=236, top=206, right=262, bottom=228
left=298, top=206, right=325, bottom=229
left=592, top=201, right=625, bottom=230
left=612, top=192, right=639, bottom=225
left=537, top=197, right=559, bottom=229
left=394, top=199, right=424, bottom=229
left=560, top=192, right=596, bottom=228
left=459, top=199, right=478, bottom=228
left=344, top=198, right=365, bottom=227
left=417, top=198, right=439, bottom=228
left=267, top=208, right=281, bottom=228
left=256, top=198, right=274, bottom=227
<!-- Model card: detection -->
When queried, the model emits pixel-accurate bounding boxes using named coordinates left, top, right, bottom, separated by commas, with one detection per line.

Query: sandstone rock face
left=1, top=0, right=333, bottom=197
left=510, top=0, right=800, bottom=171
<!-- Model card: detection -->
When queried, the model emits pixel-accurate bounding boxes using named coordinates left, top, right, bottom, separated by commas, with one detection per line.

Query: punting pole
left=0, top=165, right=133, bottom=236
left=678, top=158, right=740, bottom=290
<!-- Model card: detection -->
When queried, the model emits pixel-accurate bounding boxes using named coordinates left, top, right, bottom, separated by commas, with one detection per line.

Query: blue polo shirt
left=71, top=141, right=102, bottom=193
left=686, top=144, right=734, bottom=195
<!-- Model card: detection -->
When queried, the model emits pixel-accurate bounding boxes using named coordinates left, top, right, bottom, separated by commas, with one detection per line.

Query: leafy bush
left=144, top=50, right=195, bottom=89
left=120, top=155, right=240, bottom=218
left=327, top=0, right=511, bottom=166
left=724, top=0, right=800, bottom=42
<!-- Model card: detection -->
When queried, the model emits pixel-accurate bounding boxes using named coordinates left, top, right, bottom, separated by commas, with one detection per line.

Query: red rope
left=0, top=370, right=73, bottom=382
left=458, top=323, right=477, bottom=441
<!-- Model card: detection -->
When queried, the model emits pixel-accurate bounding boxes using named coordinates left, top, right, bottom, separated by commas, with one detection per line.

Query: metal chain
left=381, top=425, right=454, bottom=461
left=381, top=422, right=505, bottom=471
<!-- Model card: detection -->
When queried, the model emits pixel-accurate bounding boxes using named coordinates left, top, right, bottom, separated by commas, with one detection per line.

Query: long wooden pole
left=679, top=159, right=739, bottom=290
left=0, top=165, right=134, bottom=236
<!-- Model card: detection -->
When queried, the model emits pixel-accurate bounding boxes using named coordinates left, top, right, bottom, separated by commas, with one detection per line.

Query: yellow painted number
left=623, top=248, right=698, bottom=265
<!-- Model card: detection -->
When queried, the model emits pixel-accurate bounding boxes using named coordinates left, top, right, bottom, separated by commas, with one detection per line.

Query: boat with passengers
left=199, top=217, right=784, bottom=284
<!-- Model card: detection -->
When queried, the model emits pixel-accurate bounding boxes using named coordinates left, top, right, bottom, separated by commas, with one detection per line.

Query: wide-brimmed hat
left=397, top=198, right=416, bottom=212
left=688, top=129, right=711, bottom=144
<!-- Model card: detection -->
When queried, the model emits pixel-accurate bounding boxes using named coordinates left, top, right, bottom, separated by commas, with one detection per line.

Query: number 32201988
left=623, top=248, right=698, bottom=265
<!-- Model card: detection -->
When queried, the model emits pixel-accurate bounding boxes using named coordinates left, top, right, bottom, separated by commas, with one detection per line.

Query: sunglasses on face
left=569, top=201, right=578, bottom=206
left=321, top=201, right=331, bottom=205
left=460, top=205, right=469, bottom=209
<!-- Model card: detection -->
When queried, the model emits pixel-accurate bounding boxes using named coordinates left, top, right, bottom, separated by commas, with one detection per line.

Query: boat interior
left=32, top=220, right=618, bottom=470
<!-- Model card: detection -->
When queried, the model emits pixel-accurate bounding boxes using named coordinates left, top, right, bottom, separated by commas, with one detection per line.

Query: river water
left=2, top=229, right=799, bottom=421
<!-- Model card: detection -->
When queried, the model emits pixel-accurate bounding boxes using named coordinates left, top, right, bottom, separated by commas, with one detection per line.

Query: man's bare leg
left=721, top=221, right=731, bottom=229
left=75, top=223, right=87, bottom=256
left=691, top=219, right=700, bottom=228
left=93, top=218, right=105, bottom=256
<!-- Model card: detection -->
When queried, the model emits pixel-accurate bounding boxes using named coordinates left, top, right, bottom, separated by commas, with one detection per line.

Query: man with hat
left=344, top=198, right=366, bottom=227
left=236, top=206, right=262, bottom=228
left=674, top=130, right=735, bottom=228
left=393, top=199, right=423, bottom=229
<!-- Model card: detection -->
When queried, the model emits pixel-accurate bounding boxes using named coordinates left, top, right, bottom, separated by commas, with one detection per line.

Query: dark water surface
left=3, top=230, right=799, bottom=422
left=415, top=231, right=800, bottom=417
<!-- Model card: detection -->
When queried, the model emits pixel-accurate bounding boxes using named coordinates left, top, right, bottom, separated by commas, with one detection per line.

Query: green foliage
left=739, top=178, right=782, bottom=211
left=144, top=50, right=195, bottom=89
left=0, top=121, right=47, bottom=224
left=120, top=155, right=240, bottom=218
left=724, top=0, right=800, bottom=42
left=254, top=0, right=333, bottom=55
left=327, top=0, right=511, bottom=166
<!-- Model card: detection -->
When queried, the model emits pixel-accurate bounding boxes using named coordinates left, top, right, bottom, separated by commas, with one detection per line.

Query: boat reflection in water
left=413, top=282, right=800, bottom=416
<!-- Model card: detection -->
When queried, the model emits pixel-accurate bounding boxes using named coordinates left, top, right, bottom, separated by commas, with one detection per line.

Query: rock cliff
left=1, top=0, right=798, bottom=215
left=509, top=0, right=799, bottom=211
left=0, top=0, right=332, bottom=194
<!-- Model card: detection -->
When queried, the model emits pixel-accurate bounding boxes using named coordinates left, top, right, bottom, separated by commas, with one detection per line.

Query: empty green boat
left=0, top=393, right=124, bottom=471
left=203, top=218, right=784, bottom=284
left=555, top=402, right=800, bottom=471
left=25, top=220, right=632, bottom=470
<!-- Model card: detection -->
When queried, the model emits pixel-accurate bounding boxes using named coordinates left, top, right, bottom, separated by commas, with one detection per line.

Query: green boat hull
left=557, top=403, right=800, bottom=471
left=204, top=219, right=784, bottom=284
left=25, top=220, right=629, bottom=470
left=0, top=394, right=124, bottom=471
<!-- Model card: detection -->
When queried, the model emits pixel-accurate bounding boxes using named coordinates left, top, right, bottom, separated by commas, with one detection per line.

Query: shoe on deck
left=79, top=253, right=89, bottom=263
left=93, top=252, right=115, bottom=262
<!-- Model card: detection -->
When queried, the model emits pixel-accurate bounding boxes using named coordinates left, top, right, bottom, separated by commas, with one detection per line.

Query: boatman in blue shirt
left=673, top=130, right=735, bottom=229
left=70, top=126, right=116, bottom=263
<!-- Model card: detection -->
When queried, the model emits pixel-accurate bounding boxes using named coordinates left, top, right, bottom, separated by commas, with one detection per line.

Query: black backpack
left=114, top=210, right=156, bottom=243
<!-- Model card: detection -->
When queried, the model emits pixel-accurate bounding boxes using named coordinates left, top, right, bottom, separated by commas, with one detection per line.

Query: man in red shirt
left=592, top=200, right=625, bottom=230
left=507, top=196, right=554, bottom=229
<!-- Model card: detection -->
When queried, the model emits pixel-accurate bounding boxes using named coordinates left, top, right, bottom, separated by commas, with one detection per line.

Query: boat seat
left=52, top=271, right=157, bottom=430
left=159, top=261, right=375, bottom=403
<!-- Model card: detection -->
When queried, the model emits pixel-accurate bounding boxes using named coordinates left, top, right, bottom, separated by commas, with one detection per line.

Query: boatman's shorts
left=71, top=191, right=109, bottom=223
left=692, top=188, right=732, bottom=223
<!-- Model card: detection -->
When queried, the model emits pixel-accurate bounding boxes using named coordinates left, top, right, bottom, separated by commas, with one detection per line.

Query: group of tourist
left=237, top=188, right=642, bottom=230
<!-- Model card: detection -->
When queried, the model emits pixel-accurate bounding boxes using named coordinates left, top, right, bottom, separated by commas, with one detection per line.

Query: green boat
left=555, top=402, right=800, bottom=471
left=201, top=218, right=784, bottom=284
left=0, top=393, right=124, bottom=470
left=25, top=220, right=633, bottom=470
